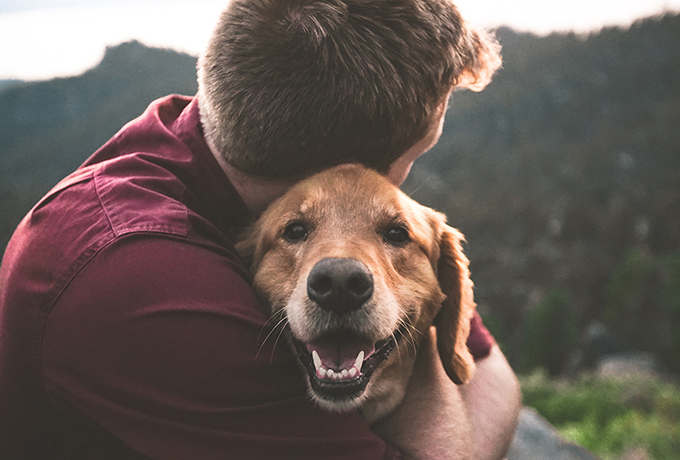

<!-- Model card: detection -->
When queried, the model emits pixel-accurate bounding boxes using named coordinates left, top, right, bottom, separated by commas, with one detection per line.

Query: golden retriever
left=236, top=163, right=476, bottom=423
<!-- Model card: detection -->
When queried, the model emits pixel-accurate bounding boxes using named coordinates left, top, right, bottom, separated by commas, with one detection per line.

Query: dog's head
left=237, top=164, right=475, bottom=419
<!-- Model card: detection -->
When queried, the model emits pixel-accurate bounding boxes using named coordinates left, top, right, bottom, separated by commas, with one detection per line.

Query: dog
left=236, top=163, right=476, bottom=423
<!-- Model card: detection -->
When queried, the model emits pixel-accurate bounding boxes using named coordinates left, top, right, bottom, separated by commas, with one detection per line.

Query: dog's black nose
left=307, top=258, right=374, bottom=314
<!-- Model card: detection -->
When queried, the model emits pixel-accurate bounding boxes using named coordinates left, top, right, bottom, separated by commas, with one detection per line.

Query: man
left=0, top=0, right=520, bottom=458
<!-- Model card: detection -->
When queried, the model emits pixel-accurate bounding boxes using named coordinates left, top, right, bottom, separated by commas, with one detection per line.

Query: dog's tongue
left=306, top=339, right=375, bottom=371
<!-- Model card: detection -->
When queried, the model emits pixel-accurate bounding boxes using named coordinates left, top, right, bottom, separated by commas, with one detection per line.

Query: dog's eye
left=384, top=226, right=410, bottom=245
left=283, top=222, right=308, bottom=242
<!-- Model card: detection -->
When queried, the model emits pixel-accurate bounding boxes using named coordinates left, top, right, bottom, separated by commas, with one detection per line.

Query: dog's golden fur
left=237, top=164, right=476, bottom=423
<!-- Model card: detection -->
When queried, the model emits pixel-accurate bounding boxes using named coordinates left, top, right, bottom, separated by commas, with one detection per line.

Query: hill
left=2, top=15, right=679, bottom=374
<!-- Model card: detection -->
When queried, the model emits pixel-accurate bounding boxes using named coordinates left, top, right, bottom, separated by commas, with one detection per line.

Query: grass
left=520, top=371, right=680, bottom=459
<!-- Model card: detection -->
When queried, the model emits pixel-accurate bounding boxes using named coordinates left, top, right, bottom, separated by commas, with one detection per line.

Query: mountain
left=0, top=80, right=22, bottom=92
left=2, top=15, right=679, bottom=373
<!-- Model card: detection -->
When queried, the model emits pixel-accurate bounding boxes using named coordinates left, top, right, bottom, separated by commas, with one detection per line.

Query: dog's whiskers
left=259, top=308, right=286, bottom=334
left=269, top=320, right=290, bottom=365
left=396, top=317, right=420, bottom=357
left=390, top=329, right=404, bottom=361
left=404, top=175, right=432, bottom=198
left=256, top=309, right=289, bottom=361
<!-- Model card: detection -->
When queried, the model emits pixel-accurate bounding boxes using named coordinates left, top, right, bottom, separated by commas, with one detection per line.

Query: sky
left=1, top=0, right=680, bottom=81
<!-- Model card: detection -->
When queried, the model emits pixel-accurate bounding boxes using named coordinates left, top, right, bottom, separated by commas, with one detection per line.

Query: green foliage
left=477, top=309, right=509, bottom=352
left=520, top=290, right=580, bottom=375
left=604, top=248, right=655, bottom=342
left=660, top=250, right=680, bottom=370
left=602, top=248, right=680, bottom=372
left=522, top=372, right=680, bottom=459
left=661, top=250, right=680, bottom=313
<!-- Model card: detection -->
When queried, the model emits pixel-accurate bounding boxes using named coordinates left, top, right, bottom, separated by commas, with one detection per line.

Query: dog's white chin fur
left=308, top=385, right=370, bottom=412
left=293, top=337, right=415, bottom=424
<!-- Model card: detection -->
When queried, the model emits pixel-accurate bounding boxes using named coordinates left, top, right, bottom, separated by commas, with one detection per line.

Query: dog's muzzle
left=288, top=257, right=397, bottom=406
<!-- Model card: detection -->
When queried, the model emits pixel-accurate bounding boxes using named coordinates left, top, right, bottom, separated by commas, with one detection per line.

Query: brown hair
left=197, top=0, right=501, bottom=177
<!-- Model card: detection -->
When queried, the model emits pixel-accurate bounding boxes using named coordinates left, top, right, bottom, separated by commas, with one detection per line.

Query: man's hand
left=371, top=327, right=473, bottom=460
left=460, top=344, right=522, bottom=460
left=371, top=328, right=521, bottom=460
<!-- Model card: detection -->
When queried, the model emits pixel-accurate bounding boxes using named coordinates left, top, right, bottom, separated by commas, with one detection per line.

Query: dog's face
left=237, top=164, right=476, bottom=421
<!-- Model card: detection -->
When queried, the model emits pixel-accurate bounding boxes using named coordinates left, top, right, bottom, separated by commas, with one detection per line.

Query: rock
left=583, top=322, right=631, bottom=368
left=619, top=447, right=651, bottom=460
left=507, top=408, right=601, bottom=460
left=596, top=352, right=662, bottom=379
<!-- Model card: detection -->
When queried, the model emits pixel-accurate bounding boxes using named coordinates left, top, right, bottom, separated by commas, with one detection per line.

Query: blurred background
left=1, top=1, right=680, bottom=458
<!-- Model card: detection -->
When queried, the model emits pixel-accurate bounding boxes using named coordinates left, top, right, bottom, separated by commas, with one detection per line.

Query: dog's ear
left=433, top=223, right=477, bottom=385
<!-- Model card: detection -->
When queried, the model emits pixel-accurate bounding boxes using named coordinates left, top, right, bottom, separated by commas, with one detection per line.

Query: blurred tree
left=520, top=289, right=580, bottom=375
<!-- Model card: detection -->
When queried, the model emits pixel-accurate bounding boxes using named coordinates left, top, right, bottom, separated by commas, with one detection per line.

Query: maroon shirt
left=0, top=95, right=492, bottom=459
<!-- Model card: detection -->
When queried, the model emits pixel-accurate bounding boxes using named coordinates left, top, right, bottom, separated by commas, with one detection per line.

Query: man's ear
left=454, top=24, right=502, bottom=92
left=234, top=225, right=259, bottom=270
left=433, top=224, right=477, bottom=385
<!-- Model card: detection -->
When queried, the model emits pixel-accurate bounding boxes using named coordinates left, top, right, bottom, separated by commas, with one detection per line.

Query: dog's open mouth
left=291, top=330, right=397, bottom=404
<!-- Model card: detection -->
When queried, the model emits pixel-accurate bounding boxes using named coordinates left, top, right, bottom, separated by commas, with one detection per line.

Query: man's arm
left=371, top=329, right=521, bottom=460
left=370, top=327, right=472, bottom=460
left=460, top=344, right=522, bottom=460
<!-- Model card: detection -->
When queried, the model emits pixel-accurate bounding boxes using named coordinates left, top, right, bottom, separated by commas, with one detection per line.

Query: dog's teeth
left=354, top=351, right=364, bottom=373
left=313, top=351, right=365, bottom=381
left=312, top=350, right=322, bottom=371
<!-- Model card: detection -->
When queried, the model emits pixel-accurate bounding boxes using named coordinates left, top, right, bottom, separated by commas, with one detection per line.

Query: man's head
left=198, top=0, right=501, bottom=178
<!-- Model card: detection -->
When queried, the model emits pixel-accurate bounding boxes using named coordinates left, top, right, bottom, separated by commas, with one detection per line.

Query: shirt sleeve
left=41, top=234, right=402, bottom=460
left=466, top=312, right=495, bottom=360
